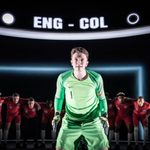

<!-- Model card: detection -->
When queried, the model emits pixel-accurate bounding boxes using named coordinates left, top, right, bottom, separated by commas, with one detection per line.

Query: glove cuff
left=101, top=113, right=108, bottom=118
left=55, top=112, right=60, bottom=116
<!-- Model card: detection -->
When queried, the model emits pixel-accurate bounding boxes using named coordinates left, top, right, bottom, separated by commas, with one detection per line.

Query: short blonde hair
left=71, top=47, right=89, bottom=59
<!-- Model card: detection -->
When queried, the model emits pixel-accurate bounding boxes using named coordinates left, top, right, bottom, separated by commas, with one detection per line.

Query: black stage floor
left=0, top=140, right=150, bottom=150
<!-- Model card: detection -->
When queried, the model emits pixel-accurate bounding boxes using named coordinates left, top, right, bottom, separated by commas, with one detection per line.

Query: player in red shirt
left=106, top=92, right=116, bottom=146
left=133, top=96, right=150, bottom=150
left=114, top=92, right=134, bottom=150
left=3, top=93, right=26, bottom=148
left=21, top=97, right=41, bottom=148
left=39, top=100, right=54, bottom=148
left=0, top=92, right=4, bottom=147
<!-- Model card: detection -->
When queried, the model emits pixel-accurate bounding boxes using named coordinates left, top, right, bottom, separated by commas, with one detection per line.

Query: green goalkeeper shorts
left=56, top=115, right=109, bottom=150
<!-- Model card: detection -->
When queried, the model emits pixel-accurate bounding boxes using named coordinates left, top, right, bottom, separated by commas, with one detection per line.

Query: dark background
left=0, top=4, right=150, bottom=101
left=0, top=3, right=150, bottom=140
left=0, top=36, right=149, bottom=100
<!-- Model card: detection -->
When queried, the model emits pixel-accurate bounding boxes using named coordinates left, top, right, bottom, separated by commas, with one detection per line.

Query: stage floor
left=0, top=140, right=150, bottom=150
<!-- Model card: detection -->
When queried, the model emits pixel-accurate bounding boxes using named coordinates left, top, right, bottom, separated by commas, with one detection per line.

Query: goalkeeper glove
left=52, top=112, right=61, bottom=125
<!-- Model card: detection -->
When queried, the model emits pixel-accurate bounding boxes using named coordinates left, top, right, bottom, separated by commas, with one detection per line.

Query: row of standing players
left=0, top=92, right=150, bottom=149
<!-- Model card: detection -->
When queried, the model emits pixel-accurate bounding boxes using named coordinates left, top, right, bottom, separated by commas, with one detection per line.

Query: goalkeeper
left=52, top=47, right=109, bottom=150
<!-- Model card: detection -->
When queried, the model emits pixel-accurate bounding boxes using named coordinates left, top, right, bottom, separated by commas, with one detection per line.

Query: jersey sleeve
left=54, top=74, right=65, bottom=113
left=97, top=75, right=108, bottom=116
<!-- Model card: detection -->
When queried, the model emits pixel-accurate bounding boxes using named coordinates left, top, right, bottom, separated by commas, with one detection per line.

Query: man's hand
left=52, top=113, right=61, bottom=126
left=100, top=116, right=109, bottom=128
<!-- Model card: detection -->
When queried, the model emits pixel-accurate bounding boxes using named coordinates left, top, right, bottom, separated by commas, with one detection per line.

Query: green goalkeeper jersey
left=54, top=69, right=107, bottom=123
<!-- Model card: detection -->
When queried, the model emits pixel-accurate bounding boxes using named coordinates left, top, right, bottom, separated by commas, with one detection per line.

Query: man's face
left=71, top=52, right=88, bottom=71
left=137, top=98, right=144, bottom=107
left=118, top=96, right=125, bottom=103
left=28, top=100, right=35, bottom=108
left=13, top=96, right=20, bottom=104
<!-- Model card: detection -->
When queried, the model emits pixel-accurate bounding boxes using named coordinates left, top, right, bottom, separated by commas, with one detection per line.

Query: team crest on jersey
left=66, top=83, right=72, bottom=88
left=32, top=108, right=36, bottom=112
left=25, top=109, right=28, bottom=113
left=124, top=105, right=127, bottom=109
left=44, top=110, right=48, bottom=113
left=9, top=105, right=13, bottom=109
